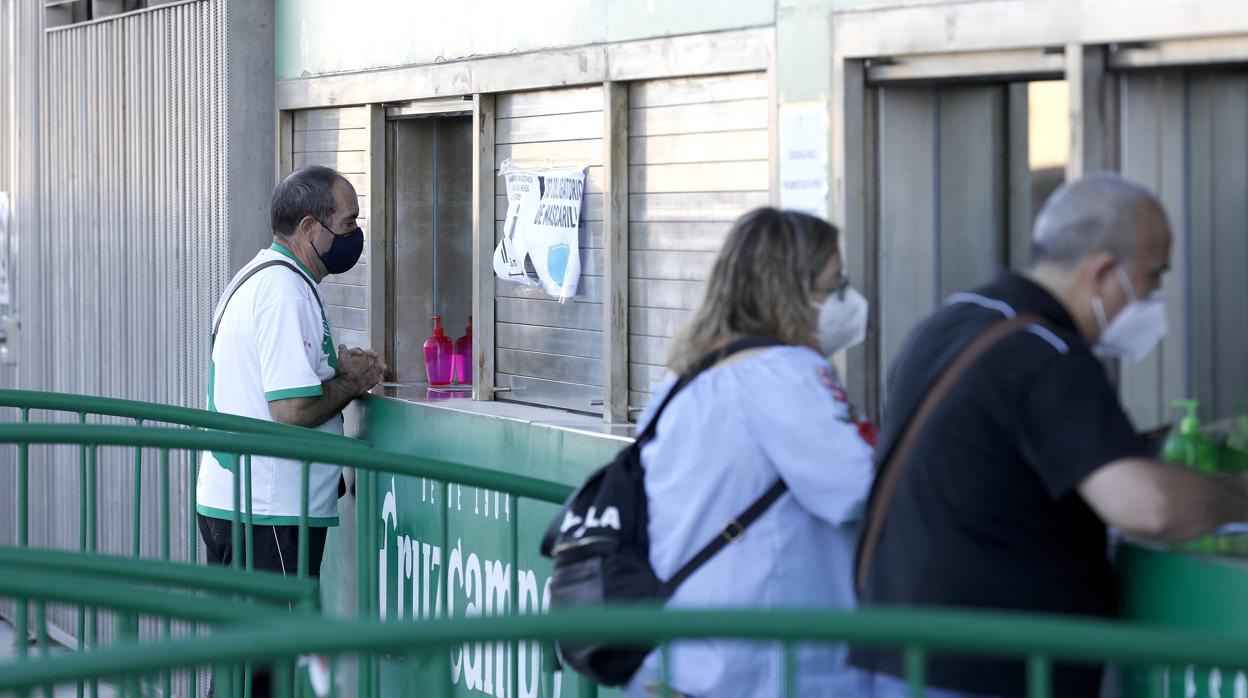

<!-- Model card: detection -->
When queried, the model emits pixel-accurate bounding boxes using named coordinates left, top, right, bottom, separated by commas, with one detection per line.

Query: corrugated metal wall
left=626, top=72, right=770, bottom=407
left=1119, top=68, right=1248, bottom=428
left=0, top=1, right=10, bottom=198
left=292, top=106, right=371, bottom=349
left=493, top=86, right=606, bottom=413
left=0, top=0, right=15, bottom=393
left=7, top=0, right=228, bottom=661
left=0, top=0, right=18, bottom=627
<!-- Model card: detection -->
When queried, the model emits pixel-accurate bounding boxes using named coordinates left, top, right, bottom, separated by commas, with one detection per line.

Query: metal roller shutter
left=626, top=72, right=770, bottom=409
left=291, top=106, right=372, bottom=350
left=493, top=85, right=606, bottom=413
left=1119, top=68, right=1248, bottom=428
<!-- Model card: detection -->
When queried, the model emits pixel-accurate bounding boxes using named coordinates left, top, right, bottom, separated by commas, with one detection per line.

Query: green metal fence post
left=190, top=449, right=201, bottom=698
left=86, top=442, right=99, bottom=698
left=660, top=642, right=673, bottom=698
left=15, top=410, right=29, bottom=663
left=368, top=469, right=379, bottom=698
left=1027, top=653, right=1053, bottom=698
left=158, top=448, right=172, bottom=698
left=905, top=646, right=927, bottom=698
left=245, top=455, right=255, bottom=573
left=299, top=460, right=310, bottom=579
left=231, top=455, right=242, bottom=570
left=160, top=448, right=170, bottom=560
left=355, top=468, right=370, bottom=698
left=76, top=414, right=88, bottom=698
left=34, top=600, right=51, bottom=698
left=132, top=417, right=144, bottom=558
left=510, top=496, right=520, bottom=698
left=273, top=659, right=294, bottom=698
left=781, top=641, right=796, bottom=698
left=16, top=409, right=28, bottom=548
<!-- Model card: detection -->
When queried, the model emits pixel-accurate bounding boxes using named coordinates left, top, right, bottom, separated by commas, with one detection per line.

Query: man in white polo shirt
left=197, top=165, right=385, bottom=587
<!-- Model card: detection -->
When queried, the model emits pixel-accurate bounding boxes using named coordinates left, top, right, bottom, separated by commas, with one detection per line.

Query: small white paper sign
left=779, top=103, right=829, bottom=220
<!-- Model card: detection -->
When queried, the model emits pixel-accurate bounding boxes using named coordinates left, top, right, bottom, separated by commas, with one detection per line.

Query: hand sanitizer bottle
left=423, top=316, right=453, bottom=387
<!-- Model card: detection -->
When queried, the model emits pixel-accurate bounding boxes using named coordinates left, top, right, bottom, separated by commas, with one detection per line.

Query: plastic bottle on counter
left=454, top=316, right=473, bottom=385
left=423, top=316, right=454, bottom=387
left=1161, top=399, right=1218, bottom=474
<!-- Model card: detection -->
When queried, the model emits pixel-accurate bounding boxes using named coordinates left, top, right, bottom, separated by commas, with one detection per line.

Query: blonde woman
left=628, top=208, right=876, bottom=697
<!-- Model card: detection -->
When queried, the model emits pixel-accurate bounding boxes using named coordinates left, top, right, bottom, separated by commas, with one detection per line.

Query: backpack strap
left=663, top=479, right=788, bottom=593
left=854, top=313, right=1047, bottom=594
left=635, top=336, right=785, bottom=446
left=211, top=260, right=323, bottom=341
left=639, top=336, right=791, bottom=595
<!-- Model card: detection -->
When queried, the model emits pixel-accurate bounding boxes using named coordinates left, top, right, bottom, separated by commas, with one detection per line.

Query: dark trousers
left=197, top=514, right=329, bottom=698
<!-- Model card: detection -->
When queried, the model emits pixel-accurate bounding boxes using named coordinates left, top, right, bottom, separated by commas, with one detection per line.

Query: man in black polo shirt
left=850, top=174, right=1248, bottom=698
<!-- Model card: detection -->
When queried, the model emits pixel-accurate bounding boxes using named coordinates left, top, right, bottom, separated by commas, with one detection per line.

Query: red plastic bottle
left=454, top=316, right=473, bottom=385
left=423, top=316, right=454, bottom=386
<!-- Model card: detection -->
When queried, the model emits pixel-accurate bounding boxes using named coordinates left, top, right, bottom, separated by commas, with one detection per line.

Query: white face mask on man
left=812, top=287, right=869, bottom=356
left=1092, top=266, right=1167, bottom=361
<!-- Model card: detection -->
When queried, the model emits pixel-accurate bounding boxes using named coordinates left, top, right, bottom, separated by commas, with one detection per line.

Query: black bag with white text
left=539, top=337, right=788, bottom=686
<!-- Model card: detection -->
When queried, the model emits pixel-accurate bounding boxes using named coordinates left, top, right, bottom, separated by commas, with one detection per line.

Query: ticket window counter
left=384, top=108, right=475, bottom=397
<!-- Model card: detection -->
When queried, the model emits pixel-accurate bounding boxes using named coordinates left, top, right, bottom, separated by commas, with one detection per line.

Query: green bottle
left=1162, top=399, right=1218, bottom=473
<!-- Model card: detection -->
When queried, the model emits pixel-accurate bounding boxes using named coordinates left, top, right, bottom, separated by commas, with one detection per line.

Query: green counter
left=1121, top=540, right=1248, bottom=697
left=325, top=392, right=632, bottom=697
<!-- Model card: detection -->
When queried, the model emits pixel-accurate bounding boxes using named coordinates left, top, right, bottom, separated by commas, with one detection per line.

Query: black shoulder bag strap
left=638, top=336, right=791, bottom=595
left=211, top=260, right=323, bottom=340
left=854, top=313, right=1046, bottom=593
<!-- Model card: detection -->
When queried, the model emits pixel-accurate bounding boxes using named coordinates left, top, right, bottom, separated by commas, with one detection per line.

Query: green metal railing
left=0, top=547, right=321, bottom=698
left=3, top=606, right=1247, bottom=698
left=0, top=388, right=384, bottom=698
left=9, top=390, right=1241, bottom=698
left=1, top=389, right=576, bottom=698
left=0, top=389, right=364, bottom=442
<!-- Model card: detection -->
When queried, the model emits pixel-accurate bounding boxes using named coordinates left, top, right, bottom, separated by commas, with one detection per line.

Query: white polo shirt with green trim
left=196, top=243, right=343, bottom=527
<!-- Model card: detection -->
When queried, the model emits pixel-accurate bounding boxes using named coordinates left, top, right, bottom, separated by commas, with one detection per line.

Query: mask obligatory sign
left=493, top=161, right=587, bottom=303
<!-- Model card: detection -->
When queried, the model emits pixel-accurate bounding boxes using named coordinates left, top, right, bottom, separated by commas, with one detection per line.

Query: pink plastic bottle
left=423, top=316, right=454, bottom=387
left=454, top=316, right=473, bottom=385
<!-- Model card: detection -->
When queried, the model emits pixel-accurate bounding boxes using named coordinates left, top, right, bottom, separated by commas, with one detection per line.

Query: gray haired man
left=850, top=173, right=1248, bottom=697
left=196, top=165, right=385, bottom=695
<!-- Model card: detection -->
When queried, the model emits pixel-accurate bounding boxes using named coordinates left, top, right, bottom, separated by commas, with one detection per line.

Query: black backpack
left=539, top=337, right=790, bottom=686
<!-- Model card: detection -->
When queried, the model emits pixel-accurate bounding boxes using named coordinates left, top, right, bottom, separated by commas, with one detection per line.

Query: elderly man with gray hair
left=849, top=173, right=1248, bottom=698
left=197, top=164, right=385, bottom=579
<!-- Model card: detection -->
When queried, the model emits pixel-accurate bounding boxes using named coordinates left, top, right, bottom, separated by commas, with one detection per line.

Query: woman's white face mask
left=1092, top=266, right=1167, bottom=361
left=812, top=287, right=869, bottom=356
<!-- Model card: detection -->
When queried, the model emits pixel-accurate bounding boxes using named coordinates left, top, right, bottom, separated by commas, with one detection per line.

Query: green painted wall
left=1119, top=543, right=1248, bottom=697
left=322, top=396, right=627, bottom=696
left=275, top=0, right=775, bottom=79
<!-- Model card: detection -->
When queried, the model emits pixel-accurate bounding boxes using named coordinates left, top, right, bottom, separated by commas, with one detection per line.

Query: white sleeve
left=740, top=349, right=876, bottom=526
left=254, top=294, right=325, bottom=401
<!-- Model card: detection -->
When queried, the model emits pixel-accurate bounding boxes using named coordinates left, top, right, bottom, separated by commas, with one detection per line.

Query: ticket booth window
left=386, top=113, right=474, bottom=392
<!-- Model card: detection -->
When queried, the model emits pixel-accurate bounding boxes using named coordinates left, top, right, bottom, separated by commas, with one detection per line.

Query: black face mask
left=313, top=220, right=364, bottom=275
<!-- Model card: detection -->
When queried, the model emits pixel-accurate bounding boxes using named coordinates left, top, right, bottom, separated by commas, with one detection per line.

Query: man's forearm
left=269, top=374, right=366, bottom=428
left=1154, top=468, right=1248, bottom=543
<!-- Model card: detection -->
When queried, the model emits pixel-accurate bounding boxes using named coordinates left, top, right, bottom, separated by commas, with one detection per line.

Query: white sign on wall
left=493, top=161, right=587, bottom=303
left=779, top=103, right=829, bottom=220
